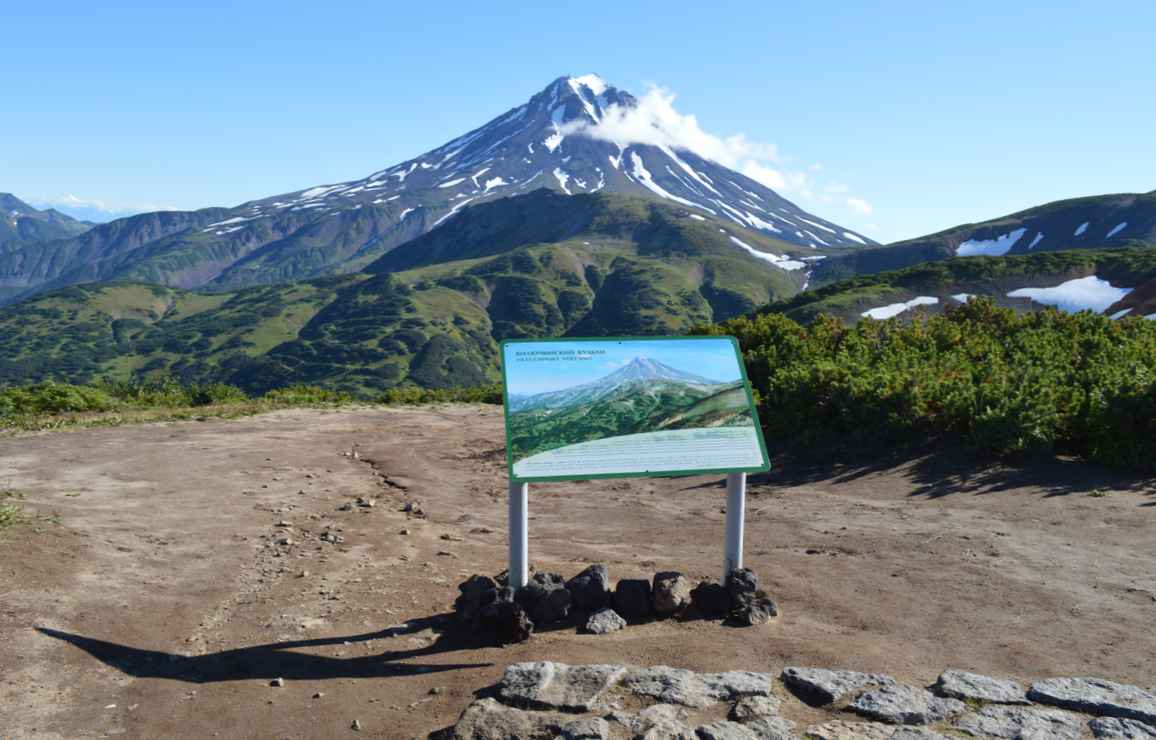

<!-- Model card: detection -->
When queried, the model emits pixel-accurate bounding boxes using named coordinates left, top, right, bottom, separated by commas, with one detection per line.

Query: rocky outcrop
left=1028, top=677, right=1156, bottom=726
left=583, top=608, right=625, bottom=635
left=782, top=667, right=897, bottom=705
left=850, top=684, right=966, bottom=725
left=931, top=669, right=1029, bottom=704
left=436, top=661, right=1156, bottom=740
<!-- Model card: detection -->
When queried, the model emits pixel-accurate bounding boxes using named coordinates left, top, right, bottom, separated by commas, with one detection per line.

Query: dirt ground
left=1, top=404, right=1154, bottom=739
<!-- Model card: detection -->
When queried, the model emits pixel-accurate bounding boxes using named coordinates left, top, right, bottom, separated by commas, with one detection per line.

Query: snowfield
left=956, top=228, right=1026, bottom=257
left=862, top=296, right=939, bottom=320
left=1007, top=276, right=1132, bottom=313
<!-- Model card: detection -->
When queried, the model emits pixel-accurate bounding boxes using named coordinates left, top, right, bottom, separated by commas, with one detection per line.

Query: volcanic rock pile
left=452, top=566, right=779, bottom=644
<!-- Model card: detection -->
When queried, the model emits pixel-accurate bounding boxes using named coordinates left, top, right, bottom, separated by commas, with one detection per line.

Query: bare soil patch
left=1, top=404, right=1154, bottom=738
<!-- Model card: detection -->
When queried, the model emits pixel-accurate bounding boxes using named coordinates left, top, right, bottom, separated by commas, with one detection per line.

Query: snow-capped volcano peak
left=603, top=357, right=719, bottom=386
left=232, top=75, right=872, bottom=259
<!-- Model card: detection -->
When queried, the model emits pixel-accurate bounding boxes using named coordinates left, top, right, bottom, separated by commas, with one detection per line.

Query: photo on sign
left=502, top=337, right=768, bottom=481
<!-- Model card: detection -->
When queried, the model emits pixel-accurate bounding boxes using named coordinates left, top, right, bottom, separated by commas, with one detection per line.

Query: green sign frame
left=500, top=335, right=770, bottom=483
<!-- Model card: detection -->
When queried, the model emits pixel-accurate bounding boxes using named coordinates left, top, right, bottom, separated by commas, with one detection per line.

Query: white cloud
left=562, top=84, right=872, bottom=220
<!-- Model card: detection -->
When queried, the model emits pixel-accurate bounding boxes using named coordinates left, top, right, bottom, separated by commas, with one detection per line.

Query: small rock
left=399, top=528, right=411, bottom=535
left=515, top=572, right=572, bottom=625
left=933, top=669, right=1029, bottom=704
left=498, top=661, right=626, bottom=712
left=953, top=705, right=1084, bottom=739
left=270, top=678, right=284, bottom=687
left=429, top=686, right=443, bottom=696
left=312, top=692, right=324, bottom=698
left=851, top=684, right=966, bottom=725
left=727, top=590, right=779, bottom=626
left=275, top=520, right=292, bottom=528
left=566, top=564, right=612, bottom=613
left=652, top=571, right=692, bottom=617
left=350, top=719, right=361, bottom=731
left=725, top=568, right=759, bottom=599
left=440, top=533, right=464, bottom=542
left=477, top=600, right=533, bottom=645
left=613, top=578, right=652, bottom=621
left=782, top=666, right=897, bottom=705
left=454, top=575, right=500, bottom=628
left=1028, top=677, right=1156, bottom=726
left=584, top=608, right=626, bottom=635
left=730, top=694, right=782, bottom=721
left=337, top=503, right=353, bottom=512
left=691, top=581, right=731, bottom=617
left=1090, top=716, right=1156, bottom=739
left=274, top=536, right=293, bottom=546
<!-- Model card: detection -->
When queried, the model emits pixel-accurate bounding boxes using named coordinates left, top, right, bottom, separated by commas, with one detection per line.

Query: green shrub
left=378, top=383, right=502, bottom=406
left=710, top=298, right=1156, bottom=472
left=0, top=382, right=115, bottom=415
left=261, top=385, right=352, bottom=405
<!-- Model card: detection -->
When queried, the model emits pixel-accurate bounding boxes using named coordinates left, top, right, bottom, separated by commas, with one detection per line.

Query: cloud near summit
left=560, top=85, right=872, bottom=218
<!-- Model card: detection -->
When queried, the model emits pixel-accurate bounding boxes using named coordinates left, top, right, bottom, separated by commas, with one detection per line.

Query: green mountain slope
left=813, top=191, right=1156, bottom=285
left=761, top=247, right=1156, bottom=324
left=0, top=193, right=816, bottom=394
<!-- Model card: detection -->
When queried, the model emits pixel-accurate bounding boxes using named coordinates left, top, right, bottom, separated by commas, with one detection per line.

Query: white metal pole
left=723, top=472, right=746, bottom=580
left=508, top=480, right=529, bottom=589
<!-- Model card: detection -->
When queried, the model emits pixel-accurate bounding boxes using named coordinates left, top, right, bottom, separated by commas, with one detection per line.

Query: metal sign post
left=508, top=480, right=529, bottom=589
left=723, top=472, right=746, bottom=579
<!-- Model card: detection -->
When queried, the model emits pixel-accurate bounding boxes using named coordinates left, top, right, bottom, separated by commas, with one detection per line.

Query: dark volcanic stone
left=727, top=590, right=779, bottom=626
left=691, top=581, right=731, bottom=617
left=453, top=575, right=499, bottom=628
left=567, top=564, right=612, bottom=612
left=613, top=579, right=653, bottom=621
left=516, top=572, right=572, bottom=625
left=652, top=571, right=692, bottom=618
left=478, top=600, right=533, bottom=644
left=725, top=568, right=759, bottom=599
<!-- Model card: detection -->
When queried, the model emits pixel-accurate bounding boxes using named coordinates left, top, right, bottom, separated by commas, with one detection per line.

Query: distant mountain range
left=0, top=75, right=871, bottom=305
left=0, top=193, right=91, bottom=253
left=812, top=190, right=1156, bottom=285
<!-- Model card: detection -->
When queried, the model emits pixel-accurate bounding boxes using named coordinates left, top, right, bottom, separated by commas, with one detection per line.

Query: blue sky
left=503, top=339, right=741, bottom=395
left=4, top=1, right=1154, bottom=240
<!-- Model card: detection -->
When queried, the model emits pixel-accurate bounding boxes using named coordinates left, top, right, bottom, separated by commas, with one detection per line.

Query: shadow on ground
left=682, top=446, right=1156, bottom=503
left=36, top=614, right=492, bottom=683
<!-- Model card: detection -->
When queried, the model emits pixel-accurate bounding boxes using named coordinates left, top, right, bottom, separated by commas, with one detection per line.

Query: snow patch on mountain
left=862, top=296, right=939, bottom=320
left=1074, top=221, right=1090, bottom=236
left=1008, top=275, right=1131, bottom=313
left=1106, top=221, right=1127, bottom=238
left=956, top=227, right=1027, bottom=257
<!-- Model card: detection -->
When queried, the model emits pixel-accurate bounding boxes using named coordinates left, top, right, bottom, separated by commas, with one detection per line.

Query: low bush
left=706, top=298, right=1156, bottom=472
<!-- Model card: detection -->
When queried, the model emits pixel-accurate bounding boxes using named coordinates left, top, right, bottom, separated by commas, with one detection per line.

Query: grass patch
left=0, top=491, right=23, bottom=530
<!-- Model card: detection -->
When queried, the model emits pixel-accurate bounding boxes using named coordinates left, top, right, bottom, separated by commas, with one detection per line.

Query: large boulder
left=497, top=662, right=626, bottom=712
left=932, top=669, right=1028, bottom=704
left=583, top=608, right=626, bottom=635
left=1090, top=717, right=1156, bottom=739
left=1028, top=677, right=1156, bottom=726
left=566, top=565, right=612, bottom=613
left=782, top=667, right=897, bottom=705
left=652, top=571, right=693, bottom=617
left=559, top=717, right=609, bottom=740
left=952, top=705, right=1085, bottom=739
left=477, top=600, right=533, bottom=645
left=850, top=684, right=966, bottom=725
left=447, top=697, right=563, bottom=739
left=690, top=581, right=731, bottom=617
left=622, top=666, right=774, bottom=709
left=729, top=695, right=782, bottom=721
left=613, top=578, right=652, bottom=621
left=610, top=704, right=695, bottom=740
left=515, top=572, right=572, bottom=625
left=802, top=720, right=948, bottom=739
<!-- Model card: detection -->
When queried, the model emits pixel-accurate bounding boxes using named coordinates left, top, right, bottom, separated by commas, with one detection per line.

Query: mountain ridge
left=0, top=75, right=870, bottom=305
